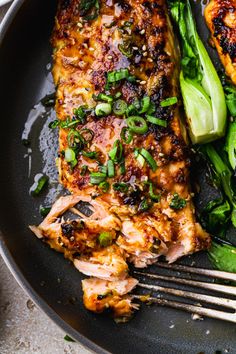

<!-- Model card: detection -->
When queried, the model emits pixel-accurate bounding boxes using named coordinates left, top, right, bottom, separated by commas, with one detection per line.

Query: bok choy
left=170, top=0, right=227, bottom=144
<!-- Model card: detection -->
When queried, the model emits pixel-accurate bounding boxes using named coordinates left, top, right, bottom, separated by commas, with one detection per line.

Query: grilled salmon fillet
left=30, top=0, right=210, bottom=320
left=205, top=0, right=236, bottom=85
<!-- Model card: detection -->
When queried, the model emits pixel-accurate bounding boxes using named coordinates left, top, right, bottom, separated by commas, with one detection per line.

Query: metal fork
left=133, top=262, right=236, bottom=323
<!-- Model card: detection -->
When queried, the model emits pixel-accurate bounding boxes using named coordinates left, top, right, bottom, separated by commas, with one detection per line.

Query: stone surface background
left=0, top=4, right=91, bottom=353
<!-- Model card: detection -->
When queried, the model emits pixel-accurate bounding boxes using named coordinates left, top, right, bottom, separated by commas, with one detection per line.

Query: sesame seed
left=159, top=153, right=165, bottom=157
left=107, top=55, right=113, bottom=60
left=70, top=236, right=75, bottom=241
left=133, top=46, right=138, bottom=50
left=143, top=52, right=148, bottom=57
left=77, top=22, right=83, bottom=28
left=140, top=29, right=145, bottom=35
left=147, top=58, right=153, bottom=62
left=140, top=80, right=147, bottom=85
left=89, top=47, right=95, bottom=51
left=79, top=50, right=84, bottom=55
left=142, top=45, right=147, bottom=51
left=83, top=43, right=88, bottom=49
left=151, top=146, right=154, bottom=150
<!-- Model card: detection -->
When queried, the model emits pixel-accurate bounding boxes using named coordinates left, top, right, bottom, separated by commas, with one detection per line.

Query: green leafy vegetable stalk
left=169, top=0, right=227, bottom=144
left=202, top=144, right=236, bottom=228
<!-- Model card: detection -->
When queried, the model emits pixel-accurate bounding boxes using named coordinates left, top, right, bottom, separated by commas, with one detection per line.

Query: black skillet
left=0, top=1, right=236, bottom=353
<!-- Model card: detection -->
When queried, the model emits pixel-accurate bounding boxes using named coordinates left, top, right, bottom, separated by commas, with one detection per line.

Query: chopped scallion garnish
left=146, top=115, right=167, bottom=127
left=120, top=127, right=133, bottom=144
left=160, top=97, right=178, bottom=107
left=65, top=148, right=76, bottom=162
left=139, top=96, right=151, bottom=114
left=126, top=116, right=148, bottom=135
left=140, top=148, right=157, bottom=171
left=93, top=93, right=113, bottom=103
left=113, top=182, right=129, bottom=193
left=145, top=182, right=160, bottom=201
left=108, top=140, right=123, bottom=163
left=95, top=103, right=112, bottom=117
left=98, top=181, right=110, bottom=193
left=113, top=99, right=127, bottom=115
left=98, top=232, right=113, bottom=247
left=90, top=172, right=107, bottom=185
left=40, top=206, right=51, bottom=217
left=107, top=160, right=115, bottom=178
left=82, top=151, right=99, bottom=159
left=30, top=174, right=49, bottom=196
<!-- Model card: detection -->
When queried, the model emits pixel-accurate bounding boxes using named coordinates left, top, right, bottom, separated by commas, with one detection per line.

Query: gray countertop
left=0, top=4, right=91, bottom=353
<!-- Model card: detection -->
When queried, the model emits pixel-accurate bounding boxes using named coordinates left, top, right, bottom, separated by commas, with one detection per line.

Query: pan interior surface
left=0, top=1, right=235, bottom=353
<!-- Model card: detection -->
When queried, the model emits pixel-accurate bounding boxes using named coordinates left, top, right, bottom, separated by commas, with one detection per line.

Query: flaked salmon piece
left=82, top=277, right=139, bottom=320
left=74, top=245, right=128, bottom=281
left=30, top=195, right=122, bottom=258
left=205, top=0, right=236, bottom=84
left=29, top=0, right=211, bottom=319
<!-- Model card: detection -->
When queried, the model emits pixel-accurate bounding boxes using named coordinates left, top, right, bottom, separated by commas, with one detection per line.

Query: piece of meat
left=74, top=245, right=128, bottom=281
left=205, top=0, right=236, bottom=84
left=30, top=0, right=211, bottom=319
left=82, top=277, right=139, bottom=320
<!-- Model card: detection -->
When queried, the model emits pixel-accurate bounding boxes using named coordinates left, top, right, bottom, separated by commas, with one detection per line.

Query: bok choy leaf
left=170, top=0, right=227, bottom=144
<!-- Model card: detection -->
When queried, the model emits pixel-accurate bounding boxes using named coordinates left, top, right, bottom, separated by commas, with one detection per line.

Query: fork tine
left=138, top=282, right=236, bottom=310
left=134, top=271, right=236, bottom=296
left=133, top=295, right=236, bottom=323
left=156, top=262, right=236, bottom=282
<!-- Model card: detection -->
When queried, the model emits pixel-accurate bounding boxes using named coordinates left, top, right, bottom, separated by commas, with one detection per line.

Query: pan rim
left=0, top=1, right=108, bottom=353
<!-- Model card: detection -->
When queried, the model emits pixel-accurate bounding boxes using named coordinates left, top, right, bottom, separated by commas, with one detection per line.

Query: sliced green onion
left=137, top=154, right=145, bottom=167
left=82, top=151, right=99, bottom=159
left=41, top=93, right=55, bottom=107
left=64, top=335, right=76, bottom=343
left=113, top=182, right=129, bottom=193
left=114, top=92, right=122, bottom=99
left=98, top=181, right=110, bottom=193
left=107, top=68, right=129, bottom=83
left=49, top=120, right=60, bottom=129
left=139, top=198, right=152, bottom=212
left=108, top=140, right=123, bottom=162
left=98, top=232, right=113, bottom=247
left=65, top=148, right=76, bottom=162
left=93, top=93, right=113, bottom=103
left=81, top=165, right=88, bottom=176
left=147, top=101, right=156, bottom=115
left=118, top=44, right=133, bottom=58
left=146, top=115, right=167, bottom=127
left=113, top=100, right=127, bottom=115
left=30, top=174, right=49, bottom=196
left=120, top=161, right=126, bottom=175
left=99, top=165, right=107, bottom=174
left=95, top=103, right=112, bottom=117
left=160, top=97, right=178, bottom=107
left=73, top=106, right=87, bottom=124
left=67, top=130, right=85, bottom=149
left=126, top=116, right=148, bottom=134
left=40, top=206, right=51, bottom=217
left=139, top=96, right=151, bottom=114
left=61, top=118, right=80, bottom=129
left=120, top=127, right=133, bottom=144
left=145, top=182, right=160, bottom=201
left=140, top=148, right=157, bottom=171
left=90, top=172, right=107, bottom=185
left=107, top=160, right=115, bottom=178
left=126, top=104, right=137, bottom=117
left=170, top=193, right=186, bottom=210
